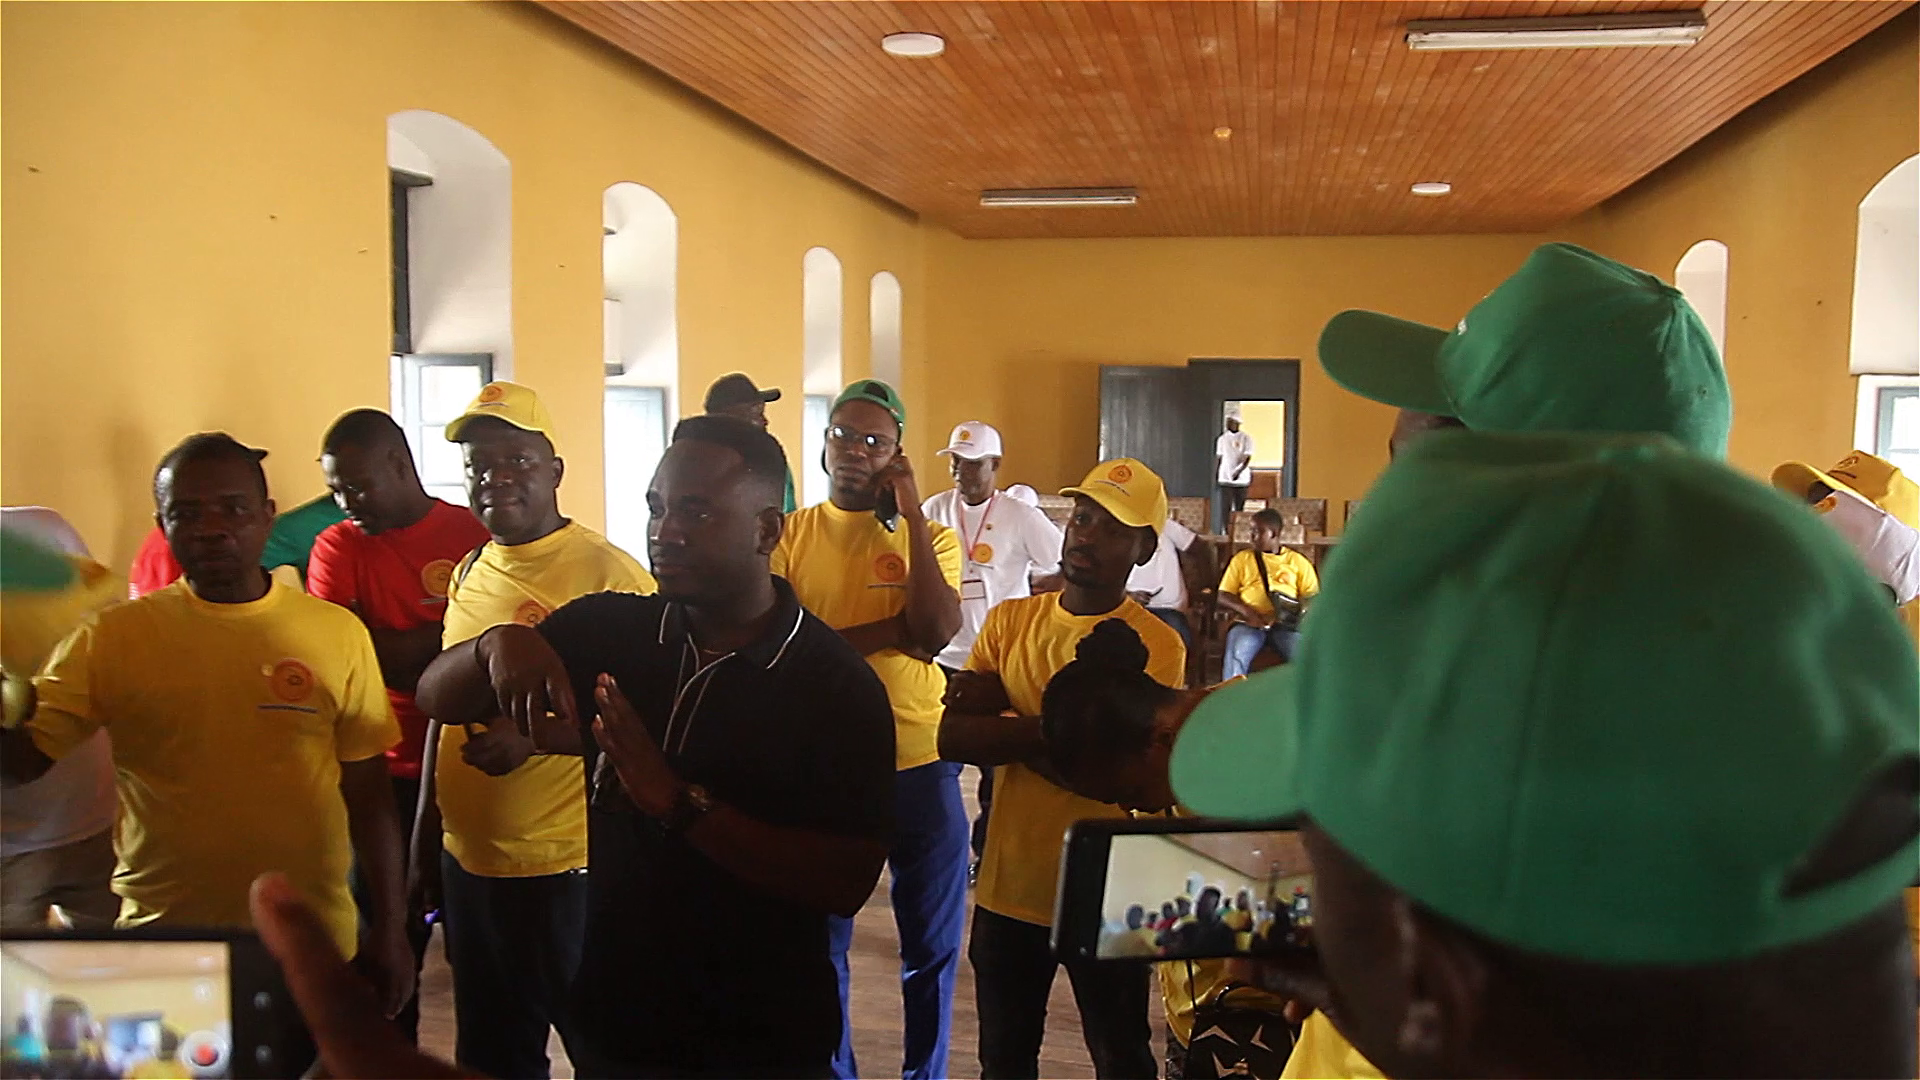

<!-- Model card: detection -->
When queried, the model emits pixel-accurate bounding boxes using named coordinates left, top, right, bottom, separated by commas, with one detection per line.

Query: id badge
left=960, top=578, right=988, bottom=602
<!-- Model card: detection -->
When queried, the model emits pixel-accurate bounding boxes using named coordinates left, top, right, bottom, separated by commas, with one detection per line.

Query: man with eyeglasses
left=771, top=379, right=965, bottom=1080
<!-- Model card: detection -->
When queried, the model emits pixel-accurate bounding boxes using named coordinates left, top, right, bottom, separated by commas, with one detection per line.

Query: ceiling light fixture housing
left=980, top=187, right=1139, bottom=209
left=1410, top=181, right=1453, bottom=196
left=1405, top=11, right=1706, bottom=51
left=881, top=32, right=946, bottom=58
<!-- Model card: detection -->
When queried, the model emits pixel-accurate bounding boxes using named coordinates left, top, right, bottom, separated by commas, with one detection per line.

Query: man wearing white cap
left=921, top=423, right=1064, bottom=675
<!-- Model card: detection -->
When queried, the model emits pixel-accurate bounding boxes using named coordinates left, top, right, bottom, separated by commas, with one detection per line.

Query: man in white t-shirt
left=1216, top=417, right=1254, bottom=532
left=1127, top=514, right=1199, bottom=647
left=921, top=422, right=1063, bottom=875
left=921, top=423, right=1064, bottom=674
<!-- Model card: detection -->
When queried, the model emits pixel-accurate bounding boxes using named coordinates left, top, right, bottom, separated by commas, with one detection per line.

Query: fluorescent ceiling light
left=980, top=187, right=1138, bottom=208
left=1410, top=181, right=1453, bottom=196
left=881, top=32, right=945, bottom=58
left=1405, top=11, right=1706, bottom=51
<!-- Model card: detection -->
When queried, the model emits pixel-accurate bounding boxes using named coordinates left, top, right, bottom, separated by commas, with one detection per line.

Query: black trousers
left=1218, top=485, right=1249, bottom=532
left=442, top=854, right=589, bottom=1080
left=969, top=906, right=1154, bottom=1080
left=349, top=773, right=431, bottom=1043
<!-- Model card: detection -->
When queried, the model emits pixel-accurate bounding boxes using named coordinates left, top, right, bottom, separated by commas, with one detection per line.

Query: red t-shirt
left=128, top=526, right=183, bottom=599
left=306, top=499, right=490, bottom=777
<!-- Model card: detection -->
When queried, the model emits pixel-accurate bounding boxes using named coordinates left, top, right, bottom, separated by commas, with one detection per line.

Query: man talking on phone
left=772, top=379, right=965, bottom=1080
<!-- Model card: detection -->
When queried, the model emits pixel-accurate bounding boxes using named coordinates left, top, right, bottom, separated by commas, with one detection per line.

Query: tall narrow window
left=603, top=183, right=679, bottom=561
left=390, top=354, right=492, bottom=505
left=1674, top=240, right=1729, bottom=359
left=1849, top=155, right=1919, bottom=471
left=803, top=248, right=844, bottom=506
left=870, top=271, right=903, bottom=388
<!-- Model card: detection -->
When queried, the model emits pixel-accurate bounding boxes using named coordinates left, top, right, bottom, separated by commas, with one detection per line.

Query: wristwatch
left=661, top=783, right=717, bottom=835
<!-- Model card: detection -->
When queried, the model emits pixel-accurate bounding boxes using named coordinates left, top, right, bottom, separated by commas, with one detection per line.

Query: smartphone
left=1052, top=815, right=1317, bottom=963
left=875, top=482, right=900, bottom=533
left=0, top=928, right=306, bottom=1079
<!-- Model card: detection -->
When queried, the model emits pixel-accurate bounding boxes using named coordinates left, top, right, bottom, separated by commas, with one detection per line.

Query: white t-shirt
left=1217, top=431, right=1254, bottom=486
left=1127, top=517, right=1197, bottom=611
left=922, top=488, right=1064, bottom=669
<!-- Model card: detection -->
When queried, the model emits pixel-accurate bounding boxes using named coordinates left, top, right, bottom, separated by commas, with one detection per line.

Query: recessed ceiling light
left=1213, top=126, right=1233, bottom=140
left=1410, top=182, right=1453, bottom=196
left=980, top=187, right=1138, bottom=208
left=881, top=32, right=945, bottom=58
left=1405, top=11, right=1706, bottom=51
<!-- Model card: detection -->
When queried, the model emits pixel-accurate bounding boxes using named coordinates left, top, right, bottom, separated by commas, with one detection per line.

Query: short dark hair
left=1252, top=507, right=1285, bottom=531
left=321, top=408, right=407, bottom=455
left=669, top=415, right=789, bottom=505
left=153, top=432, right=268, bottom=504
left=1042, top=619, right=1177, bottom=780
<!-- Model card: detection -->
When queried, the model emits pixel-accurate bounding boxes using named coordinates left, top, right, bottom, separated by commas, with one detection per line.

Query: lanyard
left=959, top=492, right=999, bottom=569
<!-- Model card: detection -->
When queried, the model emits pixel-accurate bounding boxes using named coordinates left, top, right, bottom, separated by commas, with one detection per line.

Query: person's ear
left=551, top=456, right=566, bottom=490
left=263, top=498, right=279, bottom=522
left=1390, top=896, right=1488, bottom=1071
left=1134, top=529, right=1157, bottom=568
left=756, top=506, right=786, bottom=557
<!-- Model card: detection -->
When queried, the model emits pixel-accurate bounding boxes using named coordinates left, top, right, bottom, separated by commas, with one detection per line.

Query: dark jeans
left=1148, top=608, right=1193, bottom=649
left=1218, top=485, right=1249, bottom=531
left=349, top=773, right=430, bottom=1043
left=972, top=767, right=995, bottom=859
left=830, top=760, right=968, bottom=1080
left=969, top=906, right=1153, bottom=1079
left=441, top=853, right=589, bottom=1080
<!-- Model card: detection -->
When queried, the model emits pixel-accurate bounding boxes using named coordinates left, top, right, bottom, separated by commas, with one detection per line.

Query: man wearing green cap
left=1319, top=242, right=1732, bottom=458
left=771, top=378, right=965, bottom=1080
left=1171, top=429, right=1920, bottom=1078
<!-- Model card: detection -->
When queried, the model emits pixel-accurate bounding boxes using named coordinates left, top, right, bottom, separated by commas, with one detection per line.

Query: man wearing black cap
left=705, top=373, right=797, bottom=514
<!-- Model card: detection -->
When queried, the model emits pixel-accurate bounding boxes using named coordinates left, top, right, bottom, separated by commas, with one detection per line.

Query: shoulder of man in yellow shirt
left=443, top=522, right=656, bottom=645
left=968, top=592, right=1186, bottom=697
left=1280, top=1012, right=1384, bottom=1080
left=770, top=504, right=963, bottom=611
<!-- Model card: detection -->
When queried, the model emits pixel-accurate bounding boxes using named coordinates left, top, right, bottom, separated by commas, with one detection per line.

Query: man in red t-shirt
left=306, top=408, right=489, bottom=1042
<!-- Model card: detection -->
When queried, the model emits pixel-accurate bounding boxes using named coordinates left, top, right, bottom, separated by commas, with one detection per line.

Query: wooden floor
left=416, top=766, right=1118, bottom=1079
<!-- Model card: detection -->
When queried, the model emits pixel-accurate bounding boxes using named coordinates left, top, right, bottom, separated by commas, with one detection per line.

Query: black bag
left=1253, top=548, right=1303, bottom=634
left=1172, top=978, right=1297, bottom=1080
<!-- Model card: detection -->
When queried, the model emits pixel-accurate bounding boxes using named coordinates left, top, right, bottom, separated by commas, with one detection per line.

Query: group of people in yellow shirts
left=2, top=240, right=1918, bottom=1080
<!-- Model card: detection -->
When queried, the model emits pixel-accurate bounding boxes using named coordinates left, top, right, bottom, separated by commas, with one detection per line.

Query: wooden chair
left=1166, top=496, right=1210, bottom=536
left=1269, top=498, right=1328, bottom=535
left=1344, top=499, right=1361, bottom=530
left=1035, top=494, right=1073, bottom=531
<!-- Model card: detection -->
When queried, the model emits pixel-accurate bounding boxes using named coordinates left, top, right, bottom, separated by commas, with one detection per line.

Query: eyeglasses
left=826, top=425, right=898, bottom=456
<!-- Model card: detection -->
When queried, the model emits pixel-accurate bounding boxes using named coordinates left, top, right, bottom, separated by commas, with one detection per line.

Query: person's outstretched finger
left=249, top=874, right=471, bottom=1079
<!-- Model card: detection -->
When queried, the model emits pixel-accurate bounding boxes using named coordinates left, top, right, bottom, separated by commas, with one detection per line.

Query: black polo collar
left=654, top=574, right=807, bottom=671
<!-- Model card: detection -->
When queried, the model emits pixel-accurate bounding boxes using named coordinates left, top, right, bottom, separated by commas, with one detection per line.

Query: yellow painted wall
left=917, top=229, right=1548, bottom=520
left=1565, top=9, right=1919, bottom=482
left=1, top=1, right=922, bottom=568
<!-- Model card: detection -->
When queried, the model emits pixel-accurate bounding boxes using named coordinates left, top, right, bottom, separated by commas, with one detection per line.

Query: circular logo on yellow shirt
left=478, top=384, right=505, bottom=403
left=269, top=659, right=316, bottom=704
left=874, top=552, right=907, bottom=584
left=1108, top=463, right=1134, bottom=485
left=513, top=599, right=550, bottom=626
left=971, top=542, right=995, bottom=565
left=420, top=559, right=455, bottom=598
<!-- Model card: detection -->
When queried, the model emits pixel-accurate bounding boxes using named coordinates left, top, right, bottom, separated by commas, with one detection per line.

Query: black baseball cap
left=704, top=373, right=782, bottom=412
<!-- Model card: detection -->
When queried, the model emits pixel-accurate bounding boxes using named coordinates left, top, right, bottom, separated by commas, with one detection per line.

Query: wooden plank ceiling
left=543, top=0, right=1914, bottom=238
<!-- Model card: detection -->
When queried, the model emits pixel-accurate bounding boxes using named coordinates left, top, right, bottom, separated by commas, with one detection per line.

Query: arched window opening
left=802, top=247, right=844, bottom=507
left=1674, top=239, right=1729, bottom=360
left=603, top=183, right=679, bottom=562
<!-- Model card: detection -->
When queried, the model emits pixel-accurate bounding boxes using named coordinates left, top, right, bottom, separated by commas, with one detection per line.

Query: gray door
left=1098, top=366, right=1203, bottom=497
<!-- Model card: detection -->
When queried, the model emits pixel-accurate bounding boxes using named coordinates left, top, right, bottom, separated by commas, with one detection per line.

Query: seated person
left=1039, top=619, right=1380, bottom=1080
left=1215, top=509, right=1318, bottom=677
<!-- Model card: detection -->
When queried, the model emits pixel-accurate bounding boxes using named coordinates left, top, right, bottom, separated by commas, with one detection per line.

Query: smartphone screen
left=1, top=933, right=294, bottom=1079
left=1054, top=817, right=1315, bottom=962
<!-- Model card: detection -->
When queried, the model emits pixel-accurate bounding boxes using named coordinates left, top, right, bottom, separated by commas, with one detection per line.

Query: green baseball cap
left=1170, top=429, right=1918, bottom=965
left=1318, top=242, right=1732, bottom=458
left=832, top=379, right=907, bottom=434
left=1, top=529, right=77, bottom=592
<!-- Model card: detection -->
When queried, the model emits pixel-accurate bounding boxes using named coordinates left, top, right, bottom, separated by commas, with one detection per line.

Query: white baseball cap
left=938, top=422, right=1004, bottom=461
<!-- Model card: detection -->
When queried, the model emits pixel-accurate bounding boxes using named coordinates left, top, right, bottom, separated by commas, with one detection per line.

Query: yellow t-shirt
left=437, top=521, right=655, bottom=878
left=969, top=594, right=1186, bottom=926
left=28, top=581, right=398, bottom=957
left=1281, top=1013, right=1383, bottom=1080
left=771, top=502, right=963, bottom=771
left=1218, top=548, right=1320, bottom=618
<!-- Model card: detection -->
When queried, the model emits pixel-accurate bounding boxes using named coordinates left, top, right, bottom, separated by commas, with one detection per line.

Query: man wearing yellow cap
left=940, top=458, right=1185, bottom=1079
left=1772, top=450, right=1920, bottom=638
left=416, top=382, right=656, bottom=1079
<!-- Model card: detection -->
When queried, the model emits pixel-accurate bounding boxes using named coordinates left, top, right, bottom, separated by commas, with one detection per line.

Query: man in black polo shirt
left=416, top=415, right=895, bottom=1079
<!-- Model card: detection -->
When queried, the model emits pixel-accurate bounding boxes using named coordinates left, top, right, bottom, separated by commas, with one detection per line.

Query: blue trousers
left=1223, top=623, right=1300, bottom=678
left=830, top=759, right=969, bottom=1080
